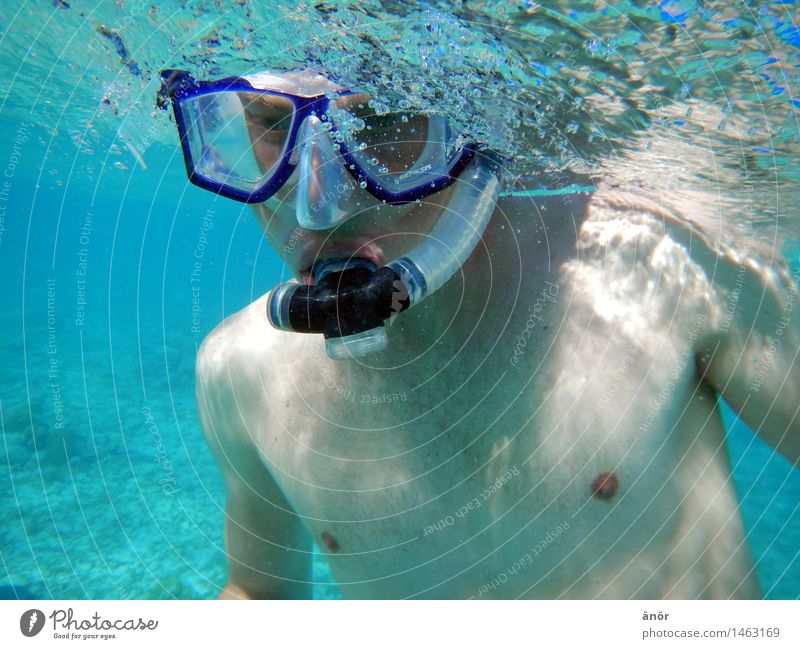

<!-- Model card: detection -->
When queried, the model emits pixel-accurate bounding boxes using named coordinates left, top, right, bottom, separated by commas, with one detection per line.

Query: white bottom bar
left=1, top=600, right=797, bottom=648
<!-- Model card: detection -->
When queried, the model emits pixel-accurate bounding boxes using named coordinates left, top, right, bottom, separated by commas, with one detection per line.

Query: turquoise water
left=1, top=1, right=799, bottom=599
left=0, top=168, right=336, bottom=599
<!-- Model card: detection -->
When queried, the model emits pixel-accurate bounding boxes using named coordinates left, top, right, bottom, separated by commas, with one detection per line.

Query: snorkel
left=267, top=153, right=501, bottom=359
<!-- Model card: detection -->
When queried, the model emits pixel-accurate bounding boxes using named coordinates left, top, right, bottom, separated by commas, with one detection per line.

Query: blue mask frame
left=160, top=69, right=477, bottom=205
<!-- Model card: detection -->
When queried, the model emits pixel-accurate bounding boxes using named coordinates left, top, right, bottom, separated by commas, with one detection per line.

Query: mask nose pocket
left=296, top=115, right=361, bottom=230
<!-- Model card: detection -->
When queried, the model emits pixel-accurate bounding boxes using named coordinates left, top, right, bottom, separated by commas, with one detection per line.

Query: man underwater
left=163, top=68, right=799, bottom=599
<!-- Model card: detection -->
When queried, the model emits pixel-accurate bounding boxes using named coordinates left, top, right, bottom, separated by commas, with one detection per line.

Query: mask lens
left=330, top=94, right=461, bottom=193
left=178, top=90, right=294, bottom=193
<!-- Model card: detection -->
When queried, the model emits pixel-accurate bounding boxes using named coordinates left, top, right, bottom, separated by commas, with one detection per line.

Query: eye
left=241, top=93, right=294, bottom=131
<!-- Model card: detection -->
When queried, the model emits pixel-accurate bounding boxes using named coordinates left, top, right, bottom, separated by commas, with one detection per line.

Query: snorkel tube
left=266, top=154, right=501, bottom=359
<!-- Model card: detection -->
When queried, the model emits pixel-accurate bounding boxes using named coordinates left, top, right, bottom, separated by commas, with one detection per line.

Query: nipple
left=591, top=471, right=618, bottom=501
left=321, top=531, right=339, bottom=551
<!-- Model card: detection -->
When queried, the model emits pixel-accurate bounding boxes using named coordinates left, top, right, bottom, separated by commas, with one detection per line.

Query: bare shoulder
left=582, top=184, right=709, bottom=250
left=578, top=185, right=794, bottom=328
left=195, top=293, right=309, bottom=448
left=560, top=186, right=724, bottom=341
left=197, top=293, right=308, bottom=388
left=585, top=184, right=793, bottom=289
left=197, top=293, right=273, bottom=383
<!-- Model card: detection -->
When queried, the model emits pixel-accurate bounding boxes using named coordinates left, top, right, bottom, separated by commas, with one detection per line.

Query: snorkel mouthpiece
left=267, top=154, right=501, bottom=359
left=267, top=258, right=409, bottom=360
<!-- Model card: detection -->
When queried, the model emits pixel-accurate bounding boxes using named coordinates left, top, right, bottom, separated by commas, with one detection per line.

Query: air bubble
left=359, top=181, right=367, bottom=189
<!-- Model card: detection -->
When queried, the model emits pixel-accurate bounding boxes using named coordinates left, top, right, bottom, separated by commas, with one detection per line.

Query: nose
left=295, top=115, right=362, bottom=230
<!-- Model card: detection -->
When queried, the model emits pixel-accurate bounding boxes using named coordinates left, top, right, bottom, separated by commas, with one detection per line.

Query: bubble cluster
left=1, top=0, right=798, bottom=237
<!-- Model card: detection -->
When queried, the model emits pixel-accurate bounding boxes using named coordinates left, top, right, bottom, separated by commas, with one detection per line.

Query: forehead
left=241, top=70, right=347, bottom=98
left=238, top=87, right=380, bottom=120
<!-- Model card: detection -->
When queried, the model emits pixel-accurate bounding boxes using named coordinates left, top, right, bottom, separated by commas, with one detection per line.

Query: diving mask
left=160, top=69, right=476, bottom=230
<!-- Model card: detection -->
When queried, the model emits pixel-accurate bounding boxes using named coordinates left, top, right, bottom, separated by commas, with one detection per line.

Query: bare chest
left=250, top=315, right=735, bottom=598
left=241, top=207, right=754, bottom=597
